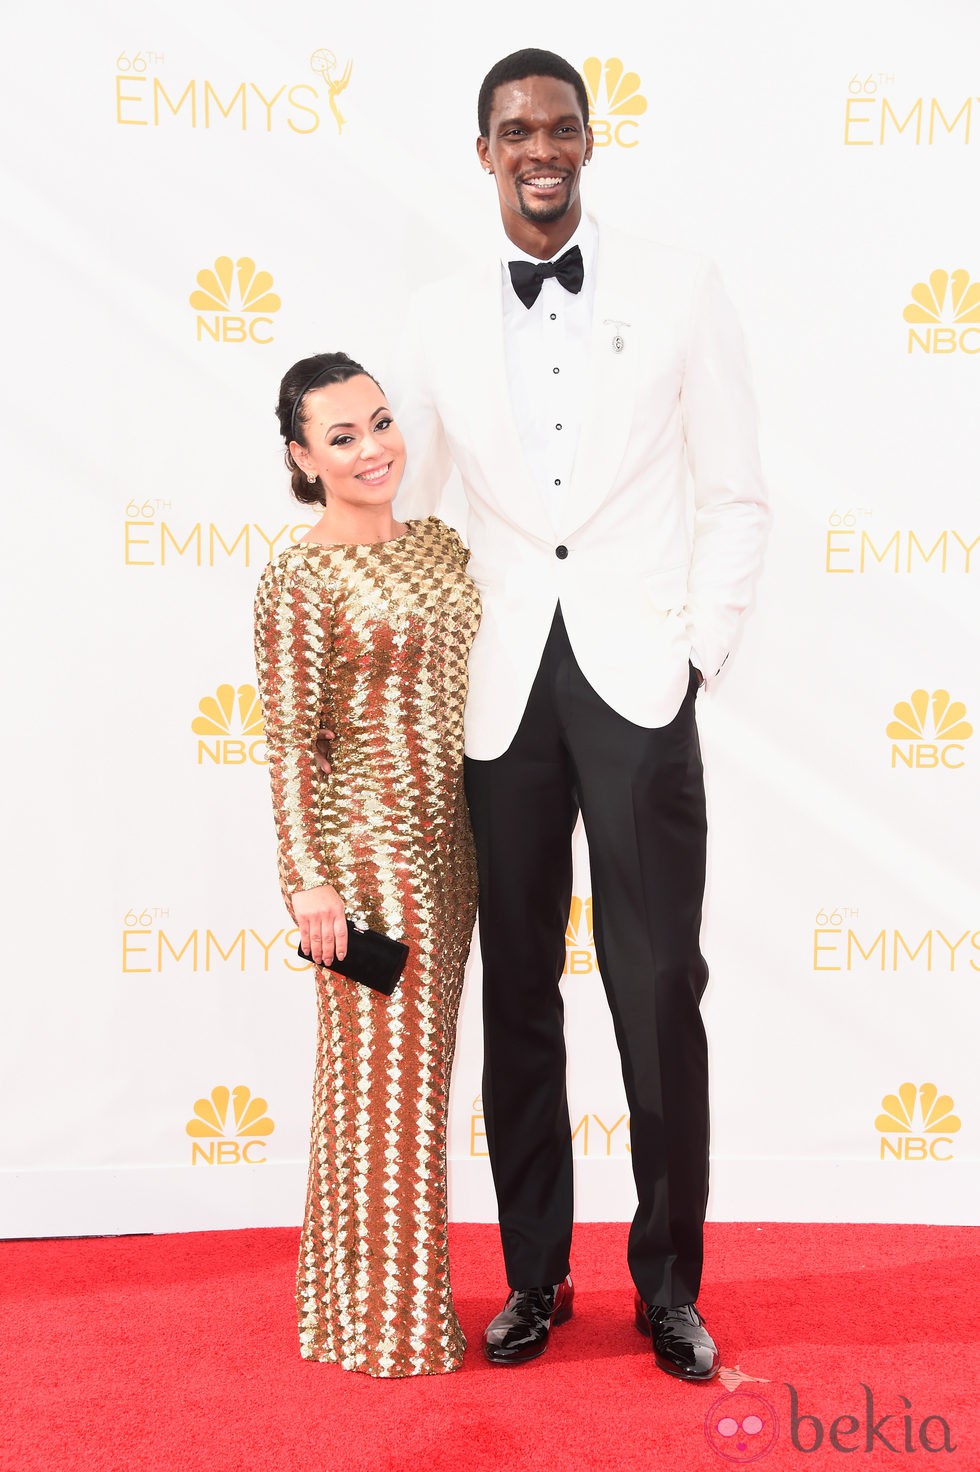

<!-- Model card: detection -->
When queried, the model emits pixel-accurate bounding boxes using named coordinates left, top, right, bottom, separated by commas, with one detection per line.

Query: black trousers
left=464, top=607, right=709, bottom=1308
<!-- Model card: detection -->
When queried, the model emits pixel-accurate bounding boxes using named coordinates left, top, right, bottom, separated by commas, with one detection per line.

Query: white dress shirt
left=498, top=215, right=597, bottom=530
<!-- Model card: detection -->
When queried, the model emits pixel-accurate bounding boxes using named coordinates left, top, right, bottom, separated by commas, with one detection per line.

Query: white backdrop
left=1, top=0, right=977, bottom=1238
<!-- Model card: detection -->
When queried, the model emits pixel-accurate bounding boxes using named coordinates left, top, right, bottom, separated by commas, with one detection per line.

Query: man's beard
left=516, top=181, right=573, bottom=225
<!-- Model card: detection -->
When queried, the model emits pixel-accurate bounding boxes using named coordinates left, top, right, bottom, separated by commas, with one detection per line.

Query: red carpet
left=2, top=1222, right=977, bottom=1471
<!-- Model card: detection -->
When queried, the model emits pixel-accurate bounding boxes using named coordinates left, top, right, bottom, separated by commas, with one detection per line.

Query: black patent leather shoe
left=634, top=1292, right=719, bottom=1381
left=483, top=1275, right=574, bottom=1365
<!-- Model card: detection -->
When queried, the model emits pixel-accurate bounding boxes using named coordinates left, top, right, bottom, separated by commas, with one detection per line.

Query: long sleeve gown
left=254, top=516, right=481, bottom=1376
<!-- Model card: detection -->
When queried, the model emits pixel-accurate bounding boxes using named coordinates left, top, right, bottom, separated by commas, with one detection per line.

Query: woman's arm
left=253, top=561, right=348, bottom=965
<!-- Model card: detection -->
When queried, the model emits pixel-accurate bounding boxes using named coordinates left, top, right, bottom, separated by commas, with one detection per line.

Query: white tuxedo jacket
left=393, top=222, right=769, bottom=761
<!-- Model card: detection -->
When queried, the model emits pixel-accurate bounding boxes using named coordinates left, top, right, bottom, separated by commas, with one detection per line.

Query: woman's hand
left=293, top=884, right=348, bottom=967
left=315, top=727, right=335, bottom=775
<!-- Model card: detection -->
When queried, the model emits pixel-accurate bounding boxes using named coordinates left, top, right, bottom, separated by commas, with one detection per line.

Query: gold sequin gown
left=253, top=517, right=480, bottom=1377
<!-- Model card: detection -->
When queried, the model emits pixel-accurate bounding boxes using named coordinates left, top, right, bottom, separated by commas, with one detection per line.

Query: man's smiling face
left=477, top=75, right=593, bottom=254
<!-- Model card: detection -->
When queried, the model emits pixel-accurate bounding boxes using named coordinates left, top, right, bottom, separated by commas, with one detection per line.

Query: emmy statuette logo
left=114, top=48, right=353, bottom=136
left=310, top=48, right=352, bottom=134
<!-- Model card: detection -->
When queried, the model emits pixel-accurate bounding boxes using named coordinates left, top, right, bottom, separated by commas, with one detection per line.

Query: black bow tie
left=507, top=244, right=584, bottom=309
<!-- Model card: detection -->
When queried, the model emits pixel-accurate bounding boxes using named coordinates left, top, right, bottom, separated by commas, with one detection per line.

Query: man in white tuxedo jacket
left=393, top=48, right=768, bottom=1379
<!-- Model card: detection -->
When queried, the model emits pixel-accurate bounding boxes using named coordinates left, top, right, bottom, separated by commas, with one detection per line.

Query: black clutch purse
left=297, top=927, right=409, bottom=996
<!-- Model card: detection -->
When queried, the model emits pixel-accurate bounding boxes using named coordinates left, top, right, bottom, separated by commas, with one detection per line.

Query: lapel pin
left=604, top=318, right=630, bottom=354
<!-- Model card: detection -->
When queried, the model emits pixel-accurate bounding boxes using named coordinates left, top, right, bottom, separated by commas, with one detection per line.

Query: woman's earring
left=306, top=473, right=317, bottom=484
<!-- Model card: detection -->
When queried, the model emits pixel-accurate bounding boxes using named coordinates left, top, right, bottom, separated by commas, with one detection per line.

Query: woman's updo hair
left=276, top=351, right=383, bottom=506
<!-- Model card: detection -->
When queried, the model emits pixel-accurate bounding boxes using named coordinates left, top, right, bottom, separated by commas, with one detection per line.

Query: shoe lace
left=653, top=1302, right=703, bottom=1327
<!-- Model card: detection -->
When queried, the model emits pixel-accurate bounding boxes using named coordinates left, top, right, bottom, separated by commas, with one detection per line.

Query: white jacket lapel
left=558, top=231, right=639, bottom=538
left=460, top=261, right=555, bottom=541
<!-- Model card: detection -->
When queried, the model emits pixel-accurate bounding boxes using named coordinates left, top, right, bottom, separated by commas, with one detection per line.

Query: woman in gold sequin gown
left=254, top=352, right=480, bottom=1377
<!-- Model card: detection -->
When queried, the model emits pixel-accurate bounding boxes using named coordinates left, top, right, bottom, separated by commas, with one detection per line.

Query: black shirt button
left=550, top=313, right=557, bottom=320
left=554, top=478, right=561, bottom=486
left=552, top=367, right=560, bottom=374
left=555, top=545, right=569, bottom=560
left=555, top=423, right=562, bottom=430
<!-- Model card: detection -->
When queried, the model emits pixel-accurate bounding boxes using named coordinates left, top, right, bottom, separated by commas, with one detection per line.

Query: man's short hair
left=477, top=48, right=590, bottom=137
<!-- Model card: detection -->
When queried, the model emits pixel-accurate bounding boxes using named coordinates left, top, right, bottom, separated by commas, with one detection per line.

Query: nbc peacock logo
left=564, top=895, right=597, bottom=975
left=904, top=268, right=980, bottom=354
left=187, top=1085, right=275, bottom=1165
left=192, top=683, right=267, bottom=766
left=189, top=255, right=282, bottom=345
left=886, top=688, right=972, bottom=769
left=581, top=57, right=647, bottom=148
left=875, top=1082, right=961, bottom=1162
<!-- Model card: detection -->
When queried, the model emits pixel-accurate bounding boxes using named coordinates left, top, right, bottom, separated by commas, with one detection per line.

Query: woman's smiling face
left=290, top=374, right=406, bottom=508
